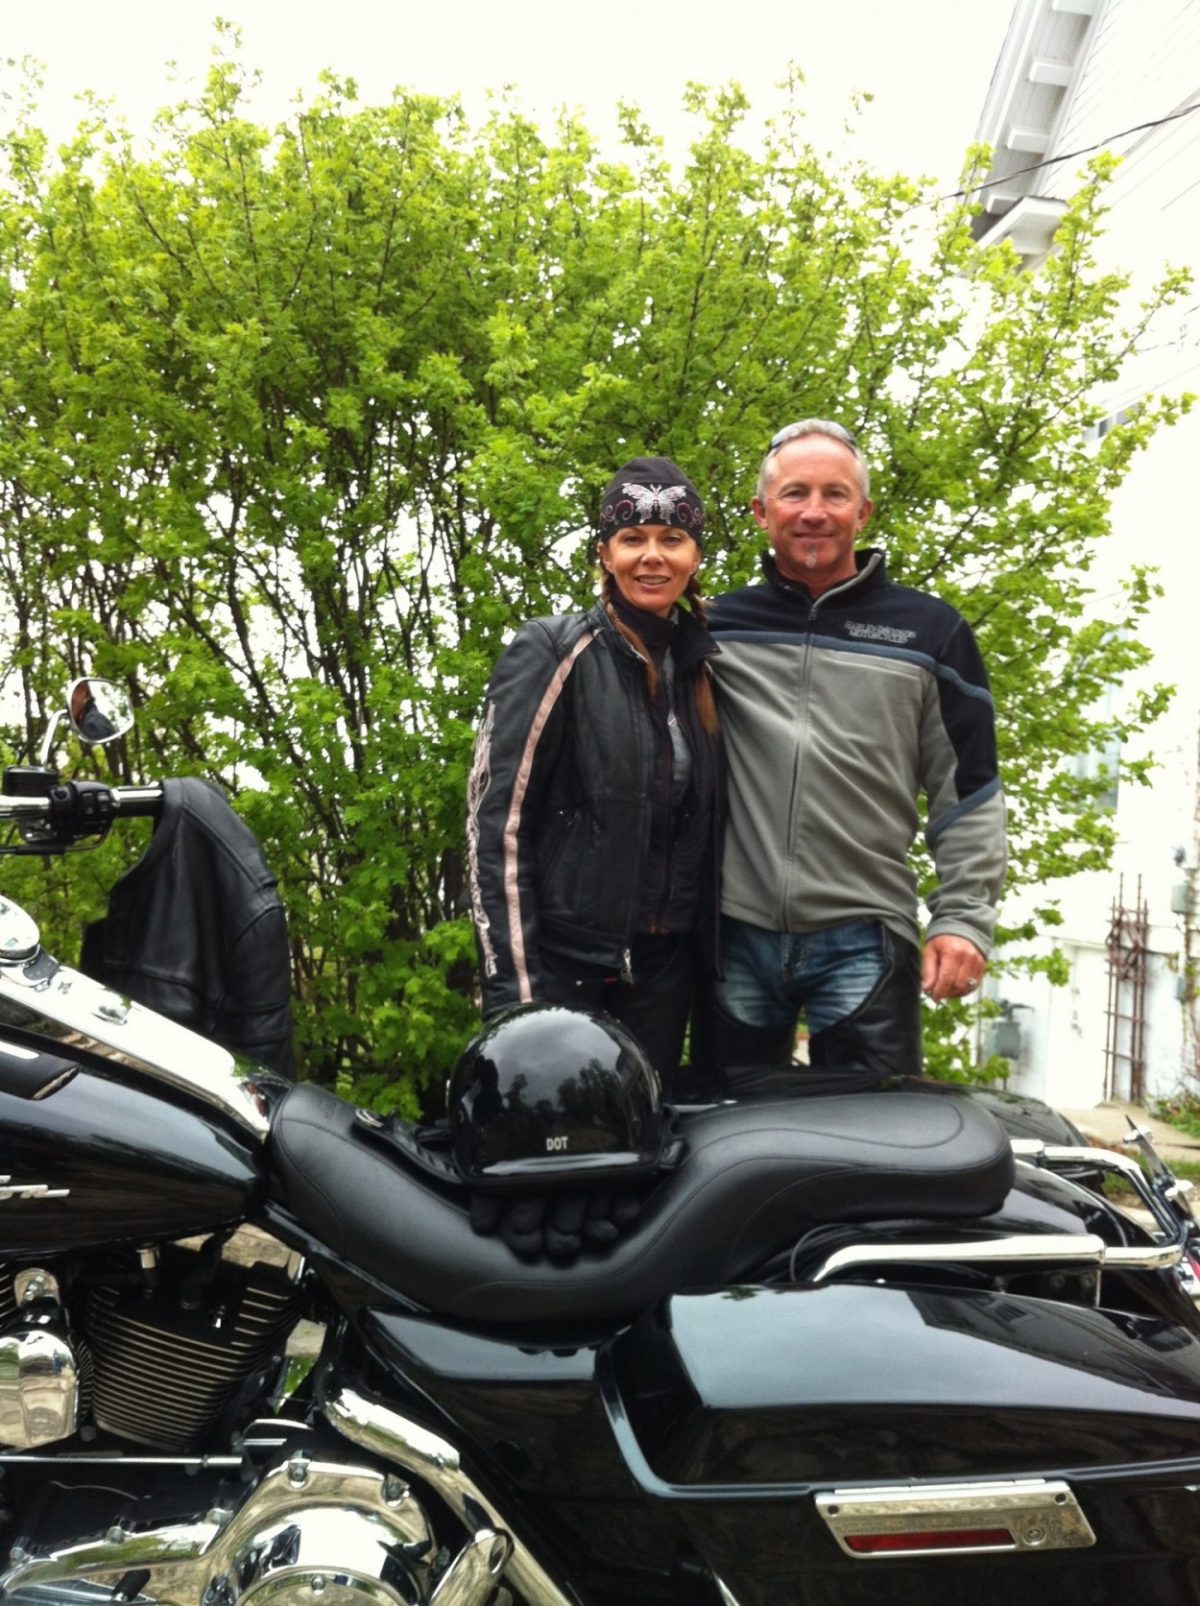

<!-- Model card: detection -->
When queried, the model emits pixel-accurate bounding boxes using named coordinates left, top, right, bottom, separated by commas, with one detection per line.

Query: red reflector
left=847, top=1528, right=1014, bottom=1555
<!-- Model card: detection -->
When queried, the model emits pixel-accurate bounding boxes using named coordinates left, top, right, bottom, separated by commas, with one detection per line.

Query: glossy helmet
left=447, top=1004, right=667, bottom=1192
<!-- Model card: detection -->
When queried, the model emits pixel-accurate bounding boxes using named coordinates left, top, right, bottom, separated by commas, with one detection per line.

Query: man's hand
left=922, top=934, right=987, bottom=1002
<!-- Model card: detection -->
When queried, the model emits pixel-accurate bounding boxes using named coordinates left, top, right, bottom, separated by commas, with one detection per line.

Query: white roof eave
left=974, top=193, right=1069, bottom=259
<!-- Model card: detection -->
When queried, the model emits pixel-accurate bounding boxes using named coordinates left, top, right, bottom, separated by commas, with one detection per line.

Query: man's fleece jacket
left=708, top=549, right=1005, bottom=956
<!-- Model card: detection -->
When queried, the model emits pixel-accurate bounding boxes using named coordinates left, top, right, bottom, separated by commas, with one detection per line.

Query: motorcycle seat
left=268, top=1082, right=1014, bottom=1326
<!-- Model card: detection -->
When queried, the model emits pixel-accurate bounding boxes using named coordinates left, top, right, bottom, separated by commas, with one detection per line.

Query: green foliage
left=1151, top=1095, right=1200, bottom=1141
left=0, top=40, right=1190, bottom=1093
left=921, top=996, right=1012, bottom=1086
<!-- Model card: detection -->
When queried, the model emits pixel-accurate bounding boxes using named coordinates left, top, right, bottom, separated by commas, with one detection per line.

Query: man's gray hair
left=756, top=419, right=871, bottom=501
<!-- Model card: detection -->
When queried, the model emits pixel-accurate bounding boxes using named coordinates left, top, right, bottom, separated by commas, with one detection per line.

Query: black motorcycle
left=1, top=683, right=1200, bottom=1606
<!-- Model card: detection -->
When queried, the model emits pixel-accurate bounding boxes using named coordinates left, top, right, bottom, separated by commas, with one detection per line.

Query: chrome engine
left=0, top=1450, right=512, bottom=1606
left=0, top=1249, right=526, bottom=1606
left=0, top=1242, right=301, bottom=1456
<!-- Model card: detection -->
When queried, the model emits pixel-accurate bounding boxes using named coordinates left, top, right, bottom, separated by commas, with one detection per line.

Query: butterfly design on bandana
left=621, top=482, right=694, bottom=524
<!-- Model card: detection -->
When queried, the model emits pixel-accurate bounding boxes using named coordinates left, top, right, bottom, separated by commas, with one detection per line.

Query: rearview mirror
left=66, top=678, right=134, bottom=747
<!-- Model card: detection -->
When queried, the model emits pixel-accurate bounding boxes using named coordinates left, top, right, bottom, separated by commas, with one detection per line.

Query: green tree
left=0, top=41, right=1189, bottom=1098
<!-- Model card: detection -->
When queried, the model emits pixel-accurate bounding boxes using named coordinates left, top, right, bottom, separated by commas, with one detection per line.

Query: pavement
left=1056, top=1100, right=1200, bottom=1167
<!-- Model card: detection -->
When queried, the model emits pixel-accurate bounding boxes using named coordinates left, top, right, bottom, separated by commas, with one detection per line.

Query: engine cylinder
left=85, top=1250, right=300, bottom=1451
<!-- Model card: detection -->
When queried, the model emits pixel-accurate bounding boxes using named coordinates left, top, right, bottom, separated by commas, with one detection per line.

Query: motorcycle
left=1, top=682, right=1200, bottom=1606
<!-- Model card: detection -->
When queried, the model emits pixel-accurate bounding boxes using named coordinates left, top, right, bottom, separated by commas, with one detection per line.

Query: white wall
left=978, top=0, right=1200, bottom=1108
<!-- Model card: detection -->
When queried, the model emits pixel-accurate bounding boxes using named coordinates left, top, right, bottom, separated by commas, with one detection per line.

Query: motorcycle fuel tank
left=0, top=1042, right=262, bottom=1252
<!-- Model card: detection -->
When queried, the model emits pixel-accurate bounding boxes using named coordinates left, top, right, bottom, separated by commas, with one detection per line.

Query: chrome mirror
left=66, top=678, right=134, bottom=748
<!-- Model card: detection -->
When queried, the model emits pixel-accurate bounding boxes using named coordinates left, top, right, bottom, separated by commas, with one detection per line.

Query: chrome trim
left=1013, top=1138, right=1145, bottom=1189
left=810, top=1231, right=1181, bottom=1284
left=0, top=1518, right=215, bottom=1588
left=1123, top=1121, right=1168, bottom=1166
left=1178, top=1256, right=1200, bottom=1308
left=1103, top=1242, right=1183, bottom=1269
left=0, top=799, right=56, bottom=821
left=209, top=1473, right=436, bottom=1606
left=0, top=1180, right=69, bottom=1202
left=35, top=716, right=64, bottom=768
left=0, top=896, right=40, bottom=962
left=0, top=781, right=157, bottom=825
left=112, top=784, right=163, bottom=808
left=816, top=1477, right=1096, bottom=1559
left=0, top=1452, right=244, bottom=1466
left=323, top=1385, right=579, bottom=1606
left=1122, top=1120, right=1200, bottom=1220
left=0, top=1454, right=432, bottom=1601
left=1013, top=1139, right=1193, bottom=1238
left=0, top=1327, right=78, bottom=1447
left=14, top=1268, right=61, bottom=1304
left=0, top=937, right=269, bottom=1140
left=428, top=1529, right=512, bottom=1605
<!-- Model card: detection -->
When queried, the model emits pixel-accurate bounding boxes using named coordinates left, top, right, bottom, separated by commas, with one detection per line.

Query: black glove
left=544, top=1193, right=589, bottom=1259
left=469, top=1192, right=546, bottom=1258
left=467, top=1187, right=645, bottom=1262
left=579, top=1189, right=642, bottom=1243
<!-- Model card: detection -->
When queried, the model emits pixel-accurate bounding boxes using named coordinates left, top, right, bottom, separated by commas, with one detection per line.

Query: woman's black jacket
left=466, top=601, right=722, bottom=1018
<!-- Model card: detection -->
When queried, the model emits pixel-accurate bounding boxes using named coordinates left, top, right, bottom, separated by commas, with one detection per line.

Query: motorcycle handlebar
left=0, top=781, right=163, bottom=846
left=0, top=783, right=163, bottom=819
left=107, top=785, right=165, bottom=818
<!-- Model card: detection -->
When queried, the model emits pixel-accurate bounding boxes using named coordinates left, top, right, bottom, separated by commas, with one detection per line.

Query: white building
left=970, top=0, right=1200, bottom=1109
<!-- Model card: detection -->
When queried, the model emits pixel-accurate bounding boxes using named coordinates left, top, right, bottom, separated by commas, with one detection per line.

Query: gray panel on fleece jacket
left=708, top=550, right=1006, bottom=956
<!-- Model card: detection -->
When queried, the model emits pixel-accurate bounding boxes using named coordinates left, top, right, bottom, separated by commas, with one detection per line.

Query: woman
left=465, top=456, right=721, bottom=1087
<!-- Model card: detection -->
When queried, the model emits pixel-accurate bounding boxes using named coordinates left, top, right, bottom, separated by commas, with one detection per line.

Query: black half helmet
left=447, top=1004, right=667, bottom=1191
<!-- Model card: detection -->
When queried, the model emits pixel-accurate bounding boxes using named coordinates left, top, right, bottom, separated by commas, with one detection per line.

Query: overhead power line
left=942, top=99, right=1200, bottom=205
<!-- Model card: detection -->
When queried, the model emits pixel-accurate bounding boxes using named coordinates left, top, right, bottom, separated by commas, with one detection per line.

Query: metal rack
left=1104, top=873, right=1149, bottom=1102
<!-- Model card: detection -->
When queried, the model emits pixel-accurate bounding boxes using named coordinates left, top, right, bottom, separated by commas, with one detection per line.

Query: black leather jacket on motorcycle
left=80, top=776, right=296, bottom=1075
left=466, top=600, right=722, bottom=1017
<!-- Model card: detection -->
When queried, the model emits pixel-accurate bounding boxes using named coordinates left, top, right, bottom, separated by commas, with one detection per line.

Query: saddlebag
left=603, top=1280, right=1200, bottom=1603
left=608, top=1280, right=1200, bottom=1486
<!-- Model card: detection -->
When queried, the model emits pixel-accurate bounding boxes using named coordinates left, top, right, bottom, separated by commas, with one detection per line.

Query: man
left=703, top=419, right=1005, bottom=1082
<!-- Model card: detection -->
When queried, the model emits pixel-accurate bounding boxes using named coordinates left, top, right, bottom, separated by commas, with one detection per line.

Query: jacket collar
left=761, top=547, right=887, bottom=603
left=586, top=598, right=719, bottom=671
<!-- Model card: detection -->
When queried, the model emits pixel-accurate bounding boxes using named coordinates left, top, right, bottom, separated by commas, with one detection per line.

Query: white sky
left=0, top=0, right=1016, bottom=184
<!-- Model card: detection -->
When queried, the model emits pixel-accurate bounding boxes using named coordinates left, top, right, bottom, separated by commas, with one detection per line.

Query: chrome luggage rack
left=809, top=1131, right=1200, bottom=1304
left=1012, top=1130, right=1197, bottom=1241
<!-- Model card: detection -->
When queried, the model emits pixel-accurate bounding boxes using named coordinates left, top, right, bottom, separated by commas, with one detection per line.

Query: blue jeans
left=715, top=916, right=886, bottom=1036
